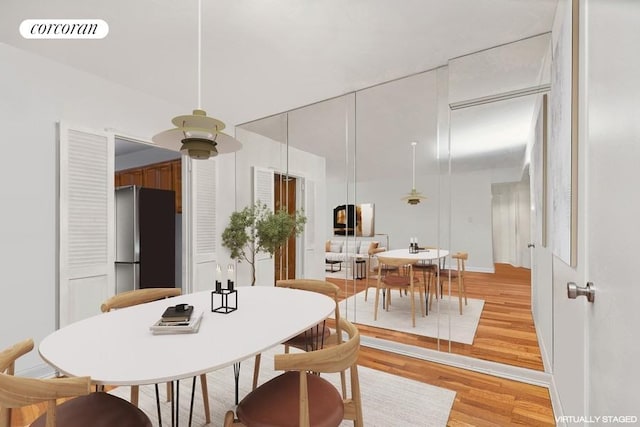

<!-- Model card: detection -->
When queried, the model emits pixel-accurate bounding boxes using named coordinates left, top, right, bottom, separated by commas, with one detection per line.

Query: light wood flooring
left=327, top=262, right=555, bottom=426
left=9, top=264, right=555, bottom=426
left=328, top=263, right=543, bottom=370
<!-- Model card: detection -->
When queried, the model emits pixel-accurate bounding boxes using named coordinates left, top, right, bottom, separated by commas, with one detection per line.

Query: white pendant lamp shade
left=151, top=0, right=241, bottom=160
left=401, top=141, right=426, bottom=205
left=402, top=188, right=427, bottom=205
left=152, top=109, right=242, bottom=159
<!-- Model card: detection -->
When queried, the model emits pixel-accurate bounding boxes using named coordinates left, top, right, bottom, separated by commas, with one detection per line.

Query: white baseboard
left=361, top=335, right=552, bottom=387
left=548, top=374, right=565, bottom=426
left=465, top=265, right=495, bottom=274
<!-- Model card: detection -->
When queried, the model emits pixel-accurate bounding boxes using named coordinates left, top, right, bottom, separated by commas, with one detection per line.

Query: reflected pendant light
left=402, top=141, right=427, bottom=205
left=152, top=0, right=241, bottom=159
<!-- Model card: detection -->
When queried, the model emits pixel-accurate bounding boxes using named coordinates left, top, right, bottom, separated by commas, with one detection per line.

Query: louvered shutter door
left=190, top=158, right=217, bottom=291
left=58, top=123, right=114, bottom=327
left=252, top=167, right=274, bottom=285
left=253, top=167, right=274, bottom=209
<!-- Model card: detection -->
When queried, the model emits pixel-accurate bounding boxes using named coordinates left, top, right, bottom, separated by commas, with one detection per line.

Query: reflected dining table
left=39, top=286, right=335, bottom=426
left=376, top=248, right=450, bottom=263
left=374, top=248, right=450, bottom=315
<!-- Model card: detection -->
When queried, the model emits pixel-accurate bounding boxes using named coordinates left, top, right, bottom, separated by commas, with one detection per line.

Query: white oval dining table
left=39, top=286, right=335, bottom=387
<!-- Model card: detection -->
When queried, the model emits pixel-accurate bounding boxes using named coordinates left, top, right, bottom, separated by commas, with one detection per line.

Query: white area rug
left=111, top=346, right=455, bottom=426
left=340, top=291, right=485, bottom=345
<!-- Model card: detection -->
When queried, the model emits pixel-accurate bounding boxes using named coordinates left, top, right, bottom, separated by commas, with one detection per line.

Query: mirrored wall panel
left=236, top=32, right=552, bottom=372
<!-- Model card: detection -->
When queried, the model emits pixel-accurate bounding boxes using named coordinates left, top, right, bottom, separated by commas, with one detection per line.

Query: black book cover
left=161, top=305, right=193, bottom=322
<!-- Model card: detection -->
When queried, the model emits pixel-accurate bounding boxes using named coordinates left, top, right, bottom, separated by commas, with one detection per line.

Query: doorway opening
left=273, top=172, right=304, bottom=282
left=114, top=137, right=183, bottom=289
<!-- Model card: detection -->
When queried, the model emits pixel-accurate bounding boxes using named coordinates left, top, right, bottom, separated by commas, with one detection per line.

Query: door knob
left=527, top=243, right=535, bottom=248
left=567, top=282, right=595, bottom=303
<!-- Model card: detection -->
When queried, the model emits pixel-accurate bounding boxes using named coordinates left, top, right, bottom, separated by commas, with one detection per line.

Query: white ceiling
left=1, top=1, right=557, bottom=175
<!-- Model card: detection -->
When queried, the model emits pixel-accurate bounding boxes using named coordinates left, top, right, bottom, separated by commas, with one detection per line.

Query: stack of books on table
left=150, top=304, right=203, bottom=335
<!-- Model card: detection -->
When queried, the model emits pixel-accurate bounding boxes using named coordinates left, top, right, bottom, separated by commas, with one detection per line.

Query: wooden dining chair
left=225, top=318, right=363, bottom=427
left=411, top=246, right=439, bottom=315
left=412, top=261, right=436, bottom=315
left=100, top=287, right=181, bottom=312
left=374, top=256, right=425, bottom=327
left=364, top=246, right=389, bottom=301
left=100, top=287, right=210, bottom=424
left=0, top=339, right=152, bottom=427
left=435, top=252, right=468, bottom=314
left=252, top=279, right=344, bottom=394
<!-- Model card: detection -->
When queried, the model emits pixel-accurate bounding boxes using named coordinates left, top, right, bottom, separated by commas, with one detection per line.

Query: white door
left=549, top=0, right=589, bottom=421
left=583, top=0, right=640, bottom=419
left=554, top=0, right=640, bottom=423
left=253, top=166, right=275, bottom=285
left=58, top=123, right=114, bottom=327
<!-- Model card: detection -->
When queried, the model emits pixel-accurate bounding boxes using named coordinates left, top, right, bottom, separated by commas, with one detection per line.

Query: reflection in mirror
left=351, top=70, right=446, bottom=345
left=236, top=35, right=551, bottom=372
left=238, top=71, right=450, bottom=352
left=332, top=203, right=375, bottom=237
left=237, top=94, right=355, bottom=293
left=446, top=92, right=547, bottom=370
left=287, top=94, right=358, bottom=316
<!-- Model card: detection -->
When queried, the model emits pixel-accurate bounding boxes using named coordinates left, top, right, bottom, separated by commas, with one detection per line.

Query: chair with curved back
left=0, top=338, right=152, bottom=427
left=252, top=279, right=344, bottom=393
left=374, top=256, right=425, bottom=327
left=436, top=252, right=468, bottom=315
left=224, top=318, right=363, bottom=427
left=411, top=246, right=438, bottom=315
left=100, top=287, right=210, bottom=424
left=364, top=246, right=390, bottom=301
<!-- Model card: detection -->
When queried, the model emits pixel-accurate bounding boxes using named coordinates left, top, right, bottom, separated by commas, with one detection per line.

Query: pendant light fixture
left=402, top=141, right=427, bottom=205
left=152, top=0, right=241, bottom=159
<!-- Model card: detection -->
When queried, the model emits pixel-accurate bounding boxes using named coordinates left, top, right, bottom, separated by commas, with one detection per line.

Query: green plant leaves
left=221, top=202, right=307, bottom=285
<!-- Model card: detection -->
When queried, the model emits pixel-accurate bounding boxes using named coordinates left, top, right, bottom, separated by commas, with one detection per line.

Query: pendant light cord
left=197, top=0, right=202, bottom=109
left=411, top=141, right=417, bottom=190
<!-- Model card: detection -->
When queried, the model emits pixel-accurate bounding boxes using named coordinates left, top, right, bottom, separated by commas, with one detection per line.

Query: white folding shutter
left=58, top=123, right=114, bottom=327
left=253, top=167, right=274, bottom=285
left=253, top=166, right=274, bottom=209
left=189, top=157, right=217, bottom=292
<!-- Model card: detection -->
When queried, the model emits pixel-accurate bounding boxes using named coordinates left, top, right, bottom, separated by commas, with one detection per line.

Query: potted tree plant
left=221, top=202, right=307, bottom=286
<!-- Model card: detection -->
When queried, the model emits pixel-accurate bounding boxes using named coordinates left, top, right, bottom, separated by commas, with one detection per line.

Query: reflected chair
left=411, top=246, right=438, bottom=315
left=413, top=261, right=437, bottom=315
left=0, top=338, right=152, bottom=427
left=435, top=252, right=468, bottom=315
left=374, top=256, right=425, bottom=327
left=100, top=287, right=210, bottom=424
left=252, top=279, right=343, bottom=394
left=225, top=318, right=363, bottom=427
left=364, top=247, right=389, bottom=301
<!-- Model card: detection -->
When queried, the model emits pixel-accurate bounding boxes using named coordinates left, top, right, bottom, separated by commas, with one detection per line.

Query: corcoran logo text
left=20, top=19, right=109, bottom=39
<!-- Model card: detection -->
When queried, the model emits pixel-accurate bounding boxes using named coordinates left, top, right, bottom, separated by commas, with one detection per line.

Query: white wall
left=327, top=168, right=507, bottom=273
left=0, top=42, right=186, bottom=375
left=449, top=32, right=551, bottom=104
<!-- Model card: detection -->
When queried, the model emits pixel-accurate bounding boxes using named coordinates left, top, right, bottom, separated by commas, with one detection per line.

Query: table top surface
left=377, top=248, right=449, bottom=261
left=39, top=286, right=334, bottom=386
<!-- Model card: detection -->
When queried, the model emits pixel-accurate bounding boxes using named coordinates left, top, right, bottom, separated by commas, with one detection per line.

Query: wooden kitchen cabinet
left=171, top=161, right=182, bottom=213
left=143, top=161, right=173, bottom=190
left=116, top=169, right=143, bottom=187
left=115, top=159, right=182, bottom=213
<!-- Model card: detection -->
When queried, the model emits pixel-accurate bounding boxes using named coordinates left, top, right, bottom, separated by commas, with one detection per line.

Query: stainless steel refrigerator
left=115, top=186, right=176, bottom=293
